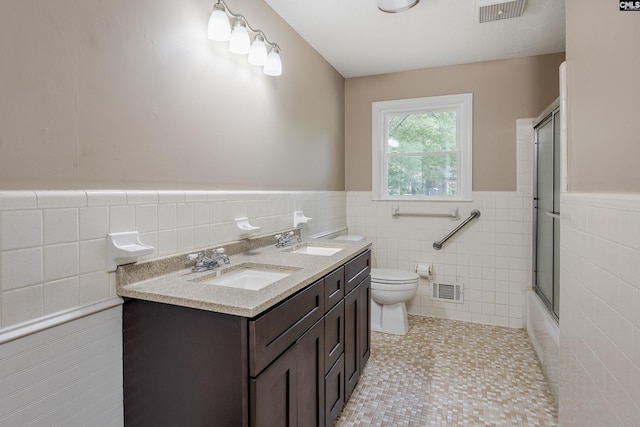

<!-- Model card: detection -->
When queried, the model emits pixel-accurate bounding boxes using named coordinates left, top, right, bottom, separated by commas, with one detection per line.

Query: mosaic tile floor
left=336, top=316, right=558, bottom=427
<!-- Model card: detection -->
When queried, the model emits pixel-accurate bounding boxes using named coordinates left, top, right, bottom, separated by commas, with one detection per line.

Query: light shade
left=229, top=21, right=250, bottom=54
left=248, top=35, right=268, bottom=66
left=376, top=0, right=420, bottom=13
left=263, top=48, right=282, bottom=76
left=207, top=6, right=231, bottom=41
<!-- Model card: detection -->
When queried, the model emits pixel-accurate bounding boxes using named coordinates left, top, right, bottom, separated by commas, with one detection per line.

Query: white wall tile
left=0, top=192, right=37, bottom=210
left=79, top=207, right=109, bottom=240
left=158, top=204, right=177, bottom=230
left=158, top=191, right=185, bottom=204
left=109, top=206, right=135, bottom=233
left=1, top=285, right=43, bottom=327
left=177, top=227, right=194, bottom=252
left=44, top=277, right=79, bottom=314
left=157, top=230, right=177, bottom=256
left=194, top=203, right=209, bottom=226
left=0, top=210, right=42, bottom=250
left=86, top=191, right=127, bottom=206
left=78, top=271, right=110, bottom=305
left=560, top=193, right=640, bottom=426
left=79, top=239, right=106, bottom=274
left=135, top=204, right=157, bottom=233
left=43, top=208, right=78, bottom=244
left=1, top=247, right=43, bottom=291
left=36, top=191, right=86, bottom=209
left=0, top=190, right=347, bottom=332
left=44, top=243, right=79, bottom=282
left=126, top=190, right=158, bottom=205
left=177, top=204, right=194, bottom=228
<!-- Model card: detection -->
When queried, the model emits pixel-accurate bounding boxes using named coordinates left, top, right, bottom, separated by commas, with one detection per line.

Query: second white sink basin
left=192, top=264, right=298, bottom=291
left=285, top=244, right=345, bottom=256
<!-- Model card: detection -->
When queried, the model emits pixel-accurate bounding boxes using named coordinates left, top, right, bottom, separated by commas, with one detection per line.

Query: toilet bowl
left=332, top=234, right=420, bottom=335
left=371, top=268, right=419, bottom=335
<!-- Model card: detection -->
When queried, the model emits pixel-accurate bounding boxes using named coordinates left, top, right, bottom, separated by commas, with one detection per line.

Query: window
left=372, top=94, right=472, bottom=201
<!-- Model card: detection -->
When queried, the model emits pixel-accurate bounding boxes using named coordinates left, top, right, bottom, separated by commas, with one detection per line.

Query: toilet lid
left=371, top=268, right=419, bottom=284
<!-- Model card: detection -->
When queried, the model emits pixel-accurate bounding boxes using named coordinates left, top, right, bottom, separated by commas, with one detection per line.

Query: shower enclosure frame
left=532, top=99, right=561, bottom=321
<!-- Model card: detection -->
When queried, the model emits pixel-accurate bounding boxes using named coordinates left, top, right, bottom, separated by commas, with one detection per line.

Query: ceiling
left=264, top=0, right=565, bottom=78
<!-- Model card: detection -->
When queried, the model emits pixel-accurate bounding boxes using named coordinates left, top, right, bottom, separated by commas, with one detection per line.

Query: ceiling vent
left=477, top=0, right=526, bottom=23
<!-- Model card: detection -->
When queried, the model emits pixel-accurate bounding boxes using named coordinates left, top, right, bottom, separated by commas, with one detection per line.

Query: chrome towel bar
left=392, top=206, right=458, bottom=218
left=433, top=209, right=481, bottom=250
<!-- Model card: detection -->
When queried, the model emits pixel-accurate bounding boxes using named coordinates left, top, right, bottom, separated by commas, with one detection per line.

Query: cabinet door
left=324, top=354, right=345, bottom=427
left=358, top=276, right=371, bottom=370
left=250, top=345, right=298, bottom=427
left=343, top=284, right=360, bottom=400
left=297, top=319, right=325, bottom=427
left=324, top=300, right=344, bottom=375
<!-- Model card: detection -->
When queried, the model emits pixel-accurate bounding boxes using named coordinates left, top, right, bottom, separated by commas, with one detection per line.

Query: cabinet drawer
left=344, top=250, right=371, bottom=294
left=324, top=266, right=344, bottom=312
left=249, top=279, right=324, bottom=377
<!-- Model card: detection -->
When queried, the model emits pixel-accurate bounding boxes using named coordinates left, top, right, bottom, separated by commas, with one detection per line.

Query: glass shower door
left=534, top=108, right=560, bottom=319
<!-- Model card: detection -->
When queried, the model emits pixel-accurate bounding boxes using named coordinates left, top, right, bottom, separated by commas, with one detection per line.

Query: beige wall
left=344, top=53, right=565, bottom=191
left=0, top=0, right=345, bottom=191
left=566, top=0, right=640, bottom=192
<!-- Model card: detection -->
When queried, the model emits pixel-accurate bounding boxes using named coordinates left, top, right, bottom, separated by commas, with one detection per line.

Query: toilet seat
left=371, top=268, right=419, bottom=284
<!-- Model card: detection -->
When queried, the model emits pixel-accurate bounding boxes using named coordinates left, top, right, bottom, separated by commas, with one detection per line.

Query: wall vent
left=431, top=281, right=464, bottom=303
left=477, top=0, right=526, bottom=23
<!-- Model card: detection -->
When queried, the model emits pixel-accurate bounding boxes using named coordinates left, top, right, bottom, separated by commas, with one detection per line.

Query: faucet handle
left=212, top=247, right=225, bottom=255
left=187, top=252, right=202, bottom=261
left=274, top=234, right=282, bottom=240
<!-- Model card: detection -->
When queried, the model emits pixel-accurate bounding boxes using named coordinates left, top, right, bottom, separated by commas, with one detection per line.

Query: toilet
left=370, top=268, right=419, bottom=335
left=332, top=234, right=420, bottom=335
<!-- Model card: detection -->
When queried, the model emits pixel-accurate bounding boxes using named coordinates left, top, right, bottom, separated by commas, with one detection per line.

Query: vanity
left=118, top=236, right=371, bottom=427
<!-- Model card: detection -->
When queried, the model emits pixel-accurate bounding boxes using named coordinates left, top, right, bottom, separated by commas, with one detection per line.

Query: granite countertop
left=116, top=237, right=372, bottom=318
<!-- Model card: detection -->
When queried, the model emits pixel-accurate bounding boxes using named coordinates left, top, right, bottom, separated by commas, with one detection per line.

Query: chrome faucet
left=275, top=231, right=302, bottom=248
left=187, top=247, right=230, bottom=272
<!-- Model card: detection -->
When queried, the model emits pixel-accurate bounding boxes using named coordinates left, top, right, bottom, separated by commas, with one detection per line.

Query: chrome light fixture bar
left=207, top=0, right=282, bottom=76
left=377, top=0, right=420, bottom=13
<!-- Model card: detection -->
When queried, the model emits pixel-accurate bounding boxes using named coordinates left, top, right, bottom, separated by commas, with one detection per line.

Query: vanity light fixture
left=377, top=0, right=420, bottom=13
left=207, top=0, right=282, bottom=76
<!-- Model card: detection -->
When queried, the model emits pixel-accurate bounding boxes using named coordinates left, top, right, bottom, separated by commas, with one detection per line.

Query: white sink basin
left=286, top=244, right=344, bottom=256
left=192, top=265, right=297, bottom=291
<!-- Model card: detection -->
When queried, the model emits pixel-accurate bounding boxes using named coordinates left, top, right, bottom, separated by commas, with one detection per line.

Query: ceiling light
left=206, top=0, right=282, bottom=76
left=377, top=0, right=420, bottom=13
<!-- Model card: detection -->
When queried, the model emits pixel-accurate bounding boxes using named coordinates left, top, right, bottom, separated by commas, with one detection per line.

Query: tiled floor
left=336, top=316, right=558, bottom=427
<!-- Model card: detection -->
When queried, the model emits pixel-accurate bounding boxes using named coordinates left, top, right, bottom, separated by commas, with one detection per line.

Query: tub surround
left=117, top=232, right=371, bottom=317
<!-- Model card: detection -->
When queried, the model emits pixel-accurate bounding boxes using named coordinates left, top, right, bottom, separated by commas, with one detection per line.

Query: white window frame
left=372, top=93, right=473, bottom=201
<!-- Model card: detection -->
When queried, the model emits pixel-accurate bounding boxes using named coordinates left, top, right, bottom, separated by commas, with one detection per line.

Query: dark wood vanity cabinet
left=123, top=249, right=371, bottom=427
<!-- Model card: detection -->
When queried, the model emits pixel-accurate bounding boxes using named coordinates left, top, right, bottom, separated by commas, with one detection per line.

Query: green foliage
left=386, top=111, right=458, bottom=196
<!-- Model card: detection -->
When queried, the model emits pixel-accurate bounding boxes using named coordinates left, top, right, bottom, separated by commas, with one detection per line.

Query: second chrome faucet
left=187, top=247, right=230, bottom=272
left=275, top=231, right=302, bottom=248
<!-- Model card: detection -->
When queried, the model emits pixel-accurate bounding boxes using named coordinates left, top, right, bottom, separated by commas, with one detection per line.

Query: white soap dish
left=106, top=231, right=154, bottom=272
left=293, top=211, right=312, bottom=227
left=235, top=217, right=261, bottom=233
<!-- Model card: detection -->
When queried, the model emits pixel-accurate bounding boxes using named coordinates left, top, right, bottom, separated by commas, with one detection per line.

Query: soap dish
left=235, top=217, right=261, bottom=233
left=106, top=231, right=154, bottom=272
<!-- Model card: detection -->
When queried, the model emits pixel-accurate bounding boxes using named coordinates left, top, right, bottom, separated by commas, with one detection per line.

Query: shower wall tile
left=0, top=190, right=346, bottom=330
left=559, top=193, right=640, bottom=426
